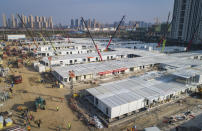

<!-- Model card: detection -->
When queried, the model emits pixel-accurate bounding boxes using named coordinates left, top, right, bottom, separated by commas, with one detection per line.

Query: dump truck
left=35, top=97, right=46, bottom=112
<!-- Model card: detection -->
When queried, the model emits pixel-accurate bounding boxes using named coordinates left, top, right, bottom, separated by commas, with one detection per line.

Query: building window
left=95, top=98, right=98, bottom=105
left=106, top=108, right=108, bottom=115
left=76, top=76, right=79, bottom=81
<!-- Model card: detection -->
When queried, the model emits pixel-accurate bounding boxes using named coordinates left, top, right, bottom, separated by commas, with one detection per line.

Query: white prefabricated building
left=86, top=73, right=192, bottom=119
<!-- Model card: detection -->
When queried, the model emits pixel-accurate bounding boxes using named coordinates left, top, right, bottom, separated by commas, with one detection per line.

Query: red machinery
left=186, top=18, right=202, bottom=51
left=105, top=16, right=125, bottom=51
left=81, top=17, right=103, bottom=61
left=13, top=75, right=22, bottom=84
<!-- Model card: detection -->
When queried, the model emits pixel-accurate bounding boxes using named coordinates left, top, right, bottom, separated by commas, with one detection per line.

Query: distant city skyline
left=0, top=0, right=174, bottom=25
left=2, top=14, right=53, bottom=29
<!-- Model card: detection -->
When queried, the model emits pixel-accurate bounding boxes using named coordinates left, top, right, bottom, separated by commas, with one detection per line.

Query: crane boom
left=157, top=12, right=175, bottom=48
left=157, top=12, right=172, bottom=47
left=39, top=28, right=58, bottom=55
left=187, top=18, right=202, bottom=51
left=37, top=32, right=47, bottom=45
left=81, top=17, right=103, bottom=61
left=105, top=16, right=125, bottom=51
left=17, top=14, right=38, bottom=49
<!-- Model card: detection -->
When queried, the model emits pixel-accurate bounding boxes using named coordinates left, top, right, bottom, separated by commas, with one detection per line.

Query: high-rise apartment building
left=171, top=0, right=202, bottom=44
left=39, top=16, right=43, bottom=22
left=2, top=14, right=7, bottom=28
left=80, top=19, right=84, bottom=29
left=75, top=19, right=79, bottom=28
left=11, top=14, right=16, bottom=28
left=7, top=18, right=11, bottom=28
left=92, top=19, right=96, bottom=28
left=48, top=16, right=53, bottom=29
left=28, top=15, right=34, bottom=28
left=35, top=16, right=39, bottom=22
left=71, top=19, right=74, bottom=28
left=1, top=14, right=54, bottom=29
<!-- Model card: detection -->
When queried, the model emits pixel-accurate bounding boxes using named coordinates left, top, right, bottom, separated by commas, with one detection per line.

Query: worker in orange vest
left=27, top=125, right=31, bottom=131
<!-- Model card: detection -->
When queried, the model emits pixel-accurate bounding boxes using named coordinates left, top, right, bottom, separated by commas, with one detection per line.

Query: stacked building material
left=5, top=118, right=13, bottom=127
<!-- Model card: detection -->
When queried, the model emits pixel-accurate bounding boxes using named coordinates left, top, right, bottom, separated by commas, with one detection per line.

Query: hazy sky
left=0, top=0, right=174, bottom=25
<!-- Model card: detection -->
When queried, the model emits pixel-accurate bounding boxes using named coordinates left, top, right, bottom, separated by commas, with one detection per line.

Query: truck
left=35, top=97, right=46, bottom=112
left=12, top=75, right=22, bottom=84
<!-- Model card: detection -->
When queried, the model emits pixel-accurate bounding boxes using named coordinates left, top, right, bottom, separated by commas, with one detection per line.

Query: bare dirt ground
left=117, top=96, right=202, bottom=131
left=1, top=60, right=89, bottom=131
left=0, top=57, right=202, bottom=131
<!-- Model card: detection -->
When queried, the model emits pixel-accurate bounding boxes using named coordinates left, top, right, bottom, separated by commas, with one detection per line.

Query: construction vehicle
left=17, top=105, right=28, bottom=112
left=12, top=75, right=22, bottom=84
left=81, top=17, right=103, bottom=61
left=34, top=97, right=46, bottom=112
left=17, top=14, right=39, bottom=50
left=105, top=16, right=125, bottom=51
left=186, top=18, right=202, bottom=51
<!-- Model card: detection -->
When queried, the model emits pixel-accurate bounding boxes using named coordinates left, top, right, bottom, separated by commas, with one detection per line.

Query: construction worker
left=67, top=122, right=71, bottom=130
left=57, top=125, right=61, bottom=131
left=9, top=88, right=13, bottom=93
left=11, top=82, right=14, bottom=88
left=23, top=120, right=27, bottom=127
left=56, top=106, right=59, bottom=111
left=27, top=125, right=31, bottom=131
left=37, top=119, right=41, bottom=128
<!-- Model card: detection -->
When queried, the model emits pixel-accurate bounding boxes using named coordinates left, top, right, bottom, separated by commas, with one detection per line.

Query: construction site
left=0, top=10, right=202, bottom=131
